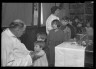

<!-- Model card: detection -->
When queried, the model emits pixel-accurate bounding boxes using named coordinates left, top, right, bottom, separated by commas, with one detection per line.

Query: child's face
left=37, top=35, right=45, bottom=41
left=52, top=23, right=57, bottom=29
left=34, top=44, right=41, bottom=52
left=61, top=20, right=68, bottom=25
left=37, top=35, right=42, bottom=41
left=75, top=19, right=79, bottom=23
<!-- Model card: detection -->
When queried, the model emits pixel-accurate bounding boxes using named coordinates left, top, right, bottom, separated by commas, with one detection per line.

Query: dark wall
left=20, top=26, right=38, bottom=51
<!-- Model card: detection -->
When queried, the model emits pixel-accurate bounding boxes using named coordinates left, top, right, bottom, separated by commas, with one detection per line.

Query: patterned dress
left=33, top=50, right=48, bottom=66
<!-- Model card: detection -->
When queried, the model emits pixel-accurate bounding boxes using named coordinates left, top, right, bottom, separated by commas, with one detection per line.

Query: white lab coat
left=46, top=14, right=59, bottom=34
left=1, top=28, right=32, bottom=66
left=33, top=50, right=48, bottom=67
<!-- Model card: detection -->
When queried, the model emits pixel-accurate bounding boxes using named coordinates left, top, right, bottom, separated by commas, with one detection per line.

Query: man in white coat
left=1, top=19, right=33, bottom=66
left=46, top=6, right=60, bottom=34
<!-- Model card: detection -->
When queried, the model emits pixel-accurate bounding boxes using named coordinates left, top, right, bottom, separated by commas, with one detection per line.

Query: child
left=60, top=17, right=71, bottom=41
left=37, top=33, right=47, bottom=42
left=76, top=23, right=83, bottom=34
left=85, top=22, right=93, bottom=40
left=67, top=19, right=76, bottom=39
left=47, top=19, right=65, bottom=66
left=36, top=32, right=49, bottom=66
left=73, top=16, right=80, bottom=28
left=32, top=41, right=48, bottom=66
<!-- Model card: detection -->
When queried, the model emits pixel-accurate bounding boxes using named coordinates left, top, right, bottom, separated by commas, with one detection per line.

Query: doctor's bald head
left=9, top=19, right=26, bottom=29
left=9, top=19, right=26, bottom=37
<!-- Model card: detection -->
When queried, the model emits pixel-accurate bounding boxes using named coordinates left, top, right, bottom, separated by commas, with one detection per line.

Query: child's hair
left=34, top=41, right=45, bottom=49
left=51, top=19, right=61, bottom=28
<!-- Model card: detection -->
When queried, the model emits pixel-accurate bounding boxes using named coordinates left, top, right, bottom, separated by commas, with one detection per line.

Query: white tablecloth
left=55, top=42, right=86, bottom=67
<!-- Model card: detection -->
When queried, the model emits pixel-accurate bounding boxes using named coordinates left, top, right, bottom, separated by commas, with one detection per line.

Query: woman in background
left=47, top=19, right=65, bottom=67
left=46, top=6, right=60, bottom=34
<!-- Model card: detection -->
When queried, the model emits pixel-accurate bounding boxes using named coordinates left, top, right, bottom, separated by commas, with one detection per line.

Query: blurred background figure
left=46, top=6, right=61, bottom=34
left=73, top=16, right=80, bottom=28
left=60, top=16, right=71, bottom=41
left=37, top=32, right=47, bottom=42
left=85, top=22, right=93, bottom=40
left=76, top=23, right=83, bottom=34
left=67, top=17, right=76, bottom=39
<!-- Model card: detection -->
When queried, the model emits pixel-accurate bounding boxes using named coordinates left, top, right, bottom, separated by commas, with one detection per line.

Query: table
left=55, top=42, right=86, bottom=67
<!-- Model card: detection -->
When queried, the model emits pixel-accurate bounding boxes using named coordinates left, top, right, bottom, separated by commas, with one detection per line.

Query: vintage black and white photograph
left=1, top=2, right=94, bottom=67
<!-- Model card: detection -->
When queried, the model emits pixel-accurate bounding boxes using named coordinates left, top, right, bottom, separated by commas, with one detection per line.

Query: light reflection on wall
left=41, top=3, right=43, bottom=26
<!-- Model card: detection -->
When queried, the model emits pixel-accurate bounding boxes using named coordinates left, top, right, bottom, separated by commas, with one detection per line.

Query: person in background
left=1, top=19, right=33, bottom=66
left=73, top=16, right=81, bottom=34
left=32, top=41, right=48, bottom=66
left=47, top=19, right=65, bottom=67
left=76, top=23, right=83, bottom=34
left=60, top=17, right=71, bottom=41
left=67, top=18, right=76, bottom=39
left=46, top=6, right=61, bottom=34
left=85, top=22, right=93, bottom=40
left=81, top=21, right=87, bottom=34
left=73, top=16, right=80, bottom=28
left=37, top=32, right=47, bottom=42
